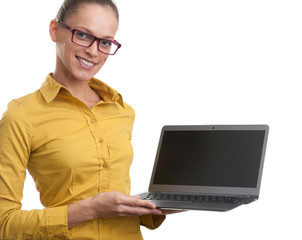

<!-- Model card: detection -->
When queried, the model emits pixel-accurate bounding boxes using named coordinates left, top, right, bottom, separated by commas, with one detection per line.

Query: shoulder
left=122, top=101, right=134, bottom=111
left=121, top=100, right=135, bottom=118
left=12, top=90, right=40, bottom=107
left=1, top=90, right=40, bottom=123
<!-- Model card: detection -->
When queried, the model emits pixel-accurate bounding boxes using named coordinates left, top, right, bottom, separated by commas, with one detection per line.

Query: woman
left=0, top=0, right=166, bottom=239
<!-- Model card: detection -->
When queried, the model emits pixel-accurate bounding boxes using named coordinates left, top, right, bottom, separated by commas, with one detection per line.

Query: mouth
left=76, top=56, right=96, bottom=69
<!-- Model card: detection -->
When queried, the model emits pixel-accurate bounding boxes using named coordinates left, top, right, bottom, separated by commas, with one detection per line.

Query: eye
left=100, top=40, right=112, bottom=48
left=74, top=31, right=93, bottom=41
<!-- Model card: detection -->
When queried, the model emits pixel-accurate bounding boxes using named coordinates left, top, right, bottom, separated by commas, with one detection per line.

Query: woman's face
left=50, top=4, right=119, bottom=82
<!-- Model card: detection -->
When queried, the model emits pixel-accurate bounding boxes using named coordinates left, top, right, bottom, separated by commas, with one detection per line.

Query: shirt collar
left=40, top=73, right=124, bottom=108
left=88, top=77, right=124, bottom=108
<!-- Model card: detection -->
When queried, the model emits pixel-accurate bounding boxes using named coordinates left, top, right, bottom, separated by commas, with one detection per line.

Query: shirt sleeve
left=139, top=214, right=166, bottom=230
left=0, top=100, right=71, bottom=239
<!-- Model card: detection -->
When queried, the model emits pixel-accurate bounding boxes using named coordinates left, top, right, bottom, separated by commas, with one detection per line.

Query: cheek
left=94, top=54, right=109, bottom=71
left=100, top=55, right=109, bottom=66
left=57, top=42, right=80, bottom=67
left=57, top=42, right=69, bottom=62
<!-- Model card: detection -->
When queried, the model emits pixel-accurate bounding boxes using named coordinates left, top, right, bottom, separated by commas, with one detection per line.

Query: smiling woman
left=0, top=0, right=165, bottom=239
left=50, top=3, right=119, bottom=95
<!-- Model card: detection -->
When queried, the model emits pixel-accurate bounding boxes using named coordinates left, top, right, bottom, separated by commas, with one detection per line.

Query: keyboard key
left=144, top=193, right=246, bottom=204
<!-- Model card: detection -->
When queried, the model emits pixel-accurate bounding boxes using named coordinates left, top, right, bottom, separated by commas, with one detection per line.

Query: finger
left=119, top=204, right=162, bottom=216
left=121, top=195, right=157, bottom=209
left=135, top=199, right=157, bottom=209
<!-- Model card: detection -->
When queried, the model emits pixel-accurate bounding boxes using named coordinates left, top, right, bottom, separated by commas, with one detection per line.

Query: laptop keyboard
left=143, top=193, right=246, bottom=204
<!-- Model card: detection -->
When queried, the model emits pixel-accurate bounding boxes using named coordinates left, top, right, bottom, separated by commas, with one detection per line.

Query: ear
left=49, top=19, right=60, bottom=42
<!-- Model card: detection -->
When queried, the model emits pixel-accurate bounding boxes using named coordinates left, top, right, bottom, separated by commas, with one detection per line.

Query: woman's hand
left=67, top=191, right=162, bottom=229
left=90, top=191, right=162, bottom=218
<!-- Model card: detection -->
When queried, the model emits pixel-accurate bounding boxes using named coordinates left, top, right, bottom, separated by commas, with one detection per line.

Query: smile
left=76, top=56, right=95, bottom=67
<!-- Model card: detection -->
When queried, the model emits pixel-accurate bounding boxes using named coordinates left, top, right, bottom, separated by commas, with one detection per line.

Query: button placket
left=98, top=139, right=110, bottom=191
left=74, top=102, right=111, bottom=192
left=87, top=111, right=110, bottom=191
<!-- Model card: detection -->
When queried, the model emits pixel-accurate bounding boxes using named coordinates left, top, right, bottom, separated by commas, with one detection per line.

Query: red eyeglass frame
left=57, top=20, right=122, bottom=55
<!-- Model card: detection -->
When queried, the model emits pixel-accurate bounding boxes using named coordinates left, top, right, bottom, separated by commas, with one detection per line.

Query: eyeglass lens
left=73, top=30, right=118, bottom=55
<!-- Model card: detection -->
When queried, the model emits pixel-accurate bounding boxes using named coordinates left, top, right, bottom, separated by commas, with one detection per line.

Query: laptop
left=138, top=125, right=269, bottom=211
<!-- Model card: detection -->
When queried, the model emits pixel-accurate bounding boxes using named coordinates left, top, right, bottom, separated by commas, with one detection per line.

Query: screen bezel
left=148, top=125, right=269, bottom=196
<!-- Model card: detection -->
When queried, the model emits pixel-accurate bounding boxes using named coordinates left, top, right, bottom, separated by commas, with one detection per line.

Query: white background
left=0, top=0, right=301, bottom=239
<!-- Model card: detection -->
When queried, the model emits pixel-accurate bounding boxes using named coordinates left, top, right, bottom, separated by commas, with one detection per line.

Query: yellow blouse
left=0, top=74, right=165, bottom=239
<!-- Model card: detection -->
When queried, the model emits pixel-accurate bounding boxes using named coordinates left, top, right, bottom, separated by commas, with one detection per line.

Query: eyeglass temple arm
left=57, top=20, right=72, bottom=31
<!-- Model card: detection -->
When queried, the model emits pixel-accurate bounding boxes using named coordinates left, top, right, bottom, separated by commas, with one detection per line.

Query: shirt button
left=91, top=119, right=96, bottom=124
left=99, top=138, right=104, bottom=143
left=102, top=220, right=107, bottom=225
left=103, top=163, right=108, bottom=169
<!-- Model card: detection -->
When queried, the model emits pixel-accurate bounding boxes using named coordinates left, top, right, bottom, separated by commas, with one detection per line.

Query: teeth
left=78, top=57, right=94, bottom=67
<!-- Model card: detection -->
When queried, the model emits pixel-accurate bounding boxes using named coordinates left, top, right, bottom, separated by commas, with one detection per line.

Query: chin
left=73, top=69, right=98, bottom=81
left=75, top=74, right=95, bottom=82
left=74, top=65, right=103, bottom=81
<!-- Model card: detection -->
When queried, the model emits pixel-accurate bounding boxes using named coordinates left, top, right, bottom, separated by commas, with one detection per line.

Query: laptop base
left=139, top=191, right=258, bottom=212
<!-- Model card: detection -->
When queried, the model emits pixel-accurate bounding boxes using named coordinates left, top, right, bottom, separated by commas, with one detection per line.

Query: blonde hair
left=56, top=0, right=119, bottom=22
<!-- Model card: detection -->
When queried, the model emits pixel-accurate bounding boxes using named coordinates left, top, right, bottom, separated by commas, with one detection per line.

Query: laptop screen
left=152, top=130, right=265, bottom=188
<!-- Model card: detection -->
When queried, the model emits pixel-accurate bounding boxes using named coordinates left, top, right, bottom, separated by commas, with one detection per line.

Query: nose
left=85, top=39, right=99, bottom=57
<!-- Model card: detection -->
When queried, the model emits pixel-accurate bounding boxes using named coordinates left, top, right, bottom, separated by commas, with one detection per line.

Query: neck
left=52, top=70, right=102, bottom=108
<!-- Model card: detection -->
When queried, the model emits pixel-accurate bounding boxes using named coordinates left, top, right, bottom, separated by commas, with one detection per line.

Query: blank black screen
left=153, top=130, right=265, bottom=188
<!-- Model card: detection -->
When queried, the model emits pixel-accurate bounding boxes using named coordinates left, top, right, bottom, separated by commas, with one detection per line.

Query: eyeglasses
left=58, top=20, right=121, bottom=55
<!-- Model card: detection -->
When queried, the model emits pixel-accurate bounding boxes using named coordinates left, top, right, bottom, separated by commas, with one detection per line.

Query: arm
left=67, top=191, right=162, bottom=229
left=0, top=101, right=70, bottom=239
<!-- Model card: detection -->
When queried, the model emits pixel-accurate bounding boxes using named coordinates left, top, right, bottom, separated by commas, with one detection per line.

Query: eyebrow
left=73, top=26, right=115, bottom=40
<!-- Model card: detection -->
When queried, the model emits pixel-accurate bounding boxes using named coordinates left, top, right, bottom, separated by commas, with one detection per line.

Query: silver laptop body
left=139, top=125, right=269, bottom=211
